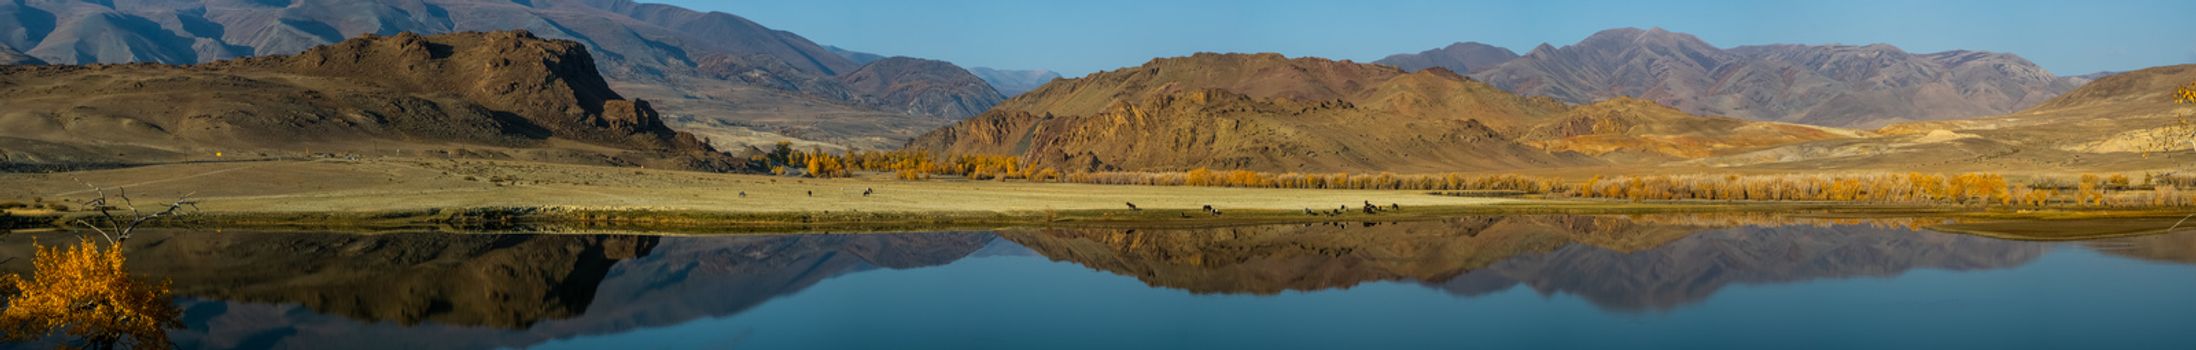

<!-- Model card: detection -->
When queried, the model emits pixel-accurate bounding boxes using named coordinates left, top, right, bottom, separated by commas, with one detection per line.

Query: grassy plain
left=6, top=158, right=2195, bottom=239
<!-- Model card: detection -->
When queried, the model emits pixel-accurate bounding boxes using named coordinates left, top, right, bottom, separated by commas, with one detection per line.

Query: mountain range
left=1379, top=28, right=2087, bottom=128
left=0, top=0, right=1006, bottom=150
left=1680, top=63, right=2196, bottom=172
left=3, top=2, right=2185, bottom=174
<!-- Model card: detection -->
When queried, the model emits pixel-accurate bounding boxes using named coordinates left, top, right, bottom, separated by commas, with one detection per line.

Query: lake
left=3, top=215, right=2194, bottom=349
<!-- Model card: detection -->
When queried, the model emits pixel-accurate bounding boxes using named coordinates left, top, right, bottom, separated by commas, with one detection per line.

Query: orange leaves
left=0, top=238, right=180, bottom=349
left=1067, top=170, right=1562, bottom=192
left=2177, top=81, right=2196, bottom=105
left=2078, top=173, right=2105, bottom=206
left=1568, top=173, right=2015, bottom=206
left=1554, top=172, right=2196, bottom=208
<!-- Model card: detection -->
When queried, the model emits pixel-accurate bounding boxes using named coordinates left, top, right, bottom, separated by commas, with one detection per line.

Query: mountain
left=968, top=66, right=1063, bottom=96
left=0, top=31, right=734, bottom=170
left=908, top=52, right=1855, bottom=172
left=1373, top=42, right=1518, bottom=74
left=0, top=0, right=1000, bottom=151
left=0, top=45, right=38, bottom=65
left=839, top=57, right=1007, bottom=119
left=907, top=53, right=1600, bottom=172
left=826, top=45, right=886, bottom=65
left=1680, top=64, right=2196, bottom=172
left=1457, top=28, right=2084, bottom=128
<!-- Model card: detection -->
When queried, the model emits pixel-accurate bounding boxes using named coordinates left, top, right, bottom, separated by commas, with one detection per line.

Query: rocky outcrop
left=0, top=31, right=735, bottom=170
left=0, top=0, right=997, bottom=151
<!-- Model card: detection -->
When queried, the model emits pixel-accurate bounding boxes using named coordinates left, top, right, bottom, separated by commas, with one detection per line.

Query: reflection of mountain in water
left=2084, top=232, right=2196, bottom=264
left=1003, top=217, right=2044, bottom=310
left=529, top=232, right=994, bottom=337
left=999, top=216, right=1703, bottom=294
left=0, top=231, right=993, bottom=349
left=1434, top=225, right=2043, bottom=311
left=0, top=230, right=658, bottom=329
left=2, top=217, right=2160, bottom=348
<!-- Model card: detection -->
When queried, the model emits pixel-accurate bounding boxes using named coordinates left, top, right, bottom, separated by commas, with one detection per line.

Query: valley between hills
left=2, top=1, right=2195, bottom=241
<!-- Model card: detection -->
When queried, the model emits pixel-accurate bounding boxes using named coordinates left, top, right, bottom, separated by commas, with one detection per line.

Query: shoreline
left=10, top=201, right=2195, bottom=240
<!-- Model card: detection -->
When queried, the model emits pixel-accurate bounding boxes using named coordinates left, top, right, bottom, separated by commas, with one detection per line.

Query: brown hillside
left=909, top=53, right=1851, bottom=172
left=1686, top=65, right=2196, bottom=172
left=1520, top=97, right=1858, bottom=161
left=0, top=31, right=732, bottom=170
left=907, top=53, right=1593, bottom=172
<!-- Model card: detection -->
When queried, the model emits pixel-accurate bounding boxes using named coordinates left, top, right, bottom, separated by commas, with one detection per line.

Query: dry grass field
left=0, top=158, right=1514, bottom=214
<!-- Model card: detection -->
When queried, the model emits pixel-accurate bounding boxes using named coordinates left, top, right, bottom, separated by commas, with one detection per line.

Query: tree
left=2180, top=81, right=2196, bottom=105
left=1, top=239, right=180, bottom=350
left=70, top=183, right=196, bottom=245
left=2, top=183, right=188, bottom=349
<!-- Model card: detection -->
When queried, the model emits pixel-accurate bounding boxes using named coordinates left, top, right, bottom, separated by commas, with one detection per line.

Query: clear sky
left=656, top=0, right=2193, bottom=76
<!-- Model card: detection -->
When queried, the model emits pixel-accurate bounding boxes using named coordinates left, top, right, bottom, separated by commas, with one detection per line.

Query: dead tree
left=72, top=181, right=197, bottom=245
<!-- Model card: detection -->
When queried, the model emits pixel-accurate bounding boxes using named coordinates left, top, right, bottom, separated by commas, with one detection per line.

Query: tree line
left=749, top=143, right=2196, bottom=208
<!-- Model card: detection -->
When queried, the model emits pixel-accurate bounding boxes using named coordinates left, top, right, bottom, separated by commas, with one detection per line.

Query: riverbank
left=5, top=158, right=2194, bottom=239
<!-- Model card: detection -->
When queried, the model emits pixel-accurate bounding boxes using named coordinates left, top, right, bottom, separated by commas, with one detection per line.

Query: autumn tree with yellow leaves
left=1, top=184, right=185, bottom=349
left=1, top=239, right=180, bottom=350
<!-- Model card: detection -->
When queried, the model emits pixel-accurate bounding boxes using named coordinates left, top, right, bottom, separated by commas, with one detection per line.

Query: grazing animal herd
left=1119, top=201, right=1403, bottom=217
left=722, top=189, right=1399, bottom=219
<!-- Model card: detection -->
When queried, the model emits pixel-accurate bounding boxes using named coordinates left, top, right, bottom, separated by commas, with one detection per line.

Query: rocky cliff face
left=0, top=30, right=734, bottom=170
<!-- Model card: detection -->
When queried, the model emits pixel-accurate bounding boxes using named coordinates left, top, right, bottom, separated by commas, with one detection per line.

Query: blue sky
left=658, top=0, right=2193, bottom=76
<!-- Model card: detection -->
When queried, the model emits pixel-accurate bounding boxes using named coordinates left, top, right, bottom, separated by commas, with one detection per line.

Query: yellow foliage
left=1, top=238, right=179, bottom=349
left=2178, top=81, right=2196, bottom=104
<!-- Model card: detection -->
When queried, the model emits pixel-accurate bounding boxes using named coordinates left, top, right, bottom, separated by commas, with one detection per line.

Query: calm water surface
left=4, top=215, right=2195, bottom=349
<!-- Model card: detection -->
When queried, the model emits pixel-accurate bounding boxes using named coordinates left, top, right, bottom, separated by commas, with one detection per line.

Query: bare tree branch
left=65, top=180, right=196, bottom=245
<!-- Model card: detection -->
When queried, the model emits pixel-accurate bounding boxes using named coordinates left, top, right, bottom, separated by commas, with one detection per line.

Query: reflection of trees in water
left=0, top=230, right=994, bottom=349
left=1004, top=216, right=2045, bottom=311
left=1, top=238, right=182, bottom=350
left=1, top=215, right=2175, bottom=348
left=1, top=231, right=663, bottom=329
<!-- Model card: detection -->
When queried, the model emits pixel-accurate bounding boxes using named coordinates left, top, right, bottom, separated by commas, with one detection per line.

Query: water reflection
left=0, top=215, right=2189, bottom=349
